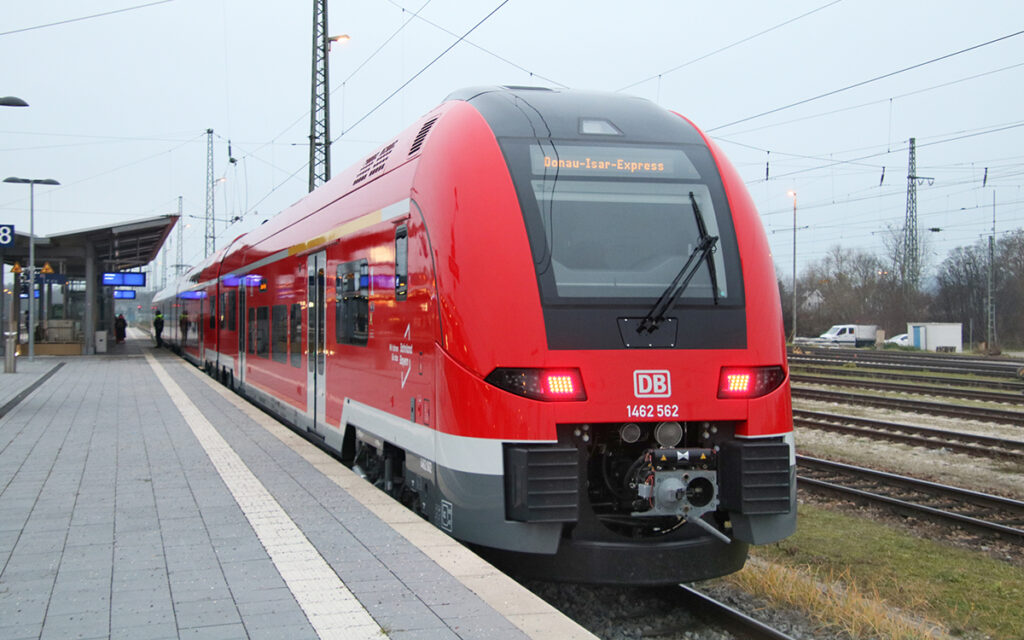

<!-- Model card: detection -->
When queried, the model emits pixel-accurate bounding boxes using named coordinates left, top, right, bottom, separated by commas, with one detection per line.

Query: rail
left=797, top=455, right=1024, bottom=543
left=676, top=584, right=798, bottom=640
left=793, top=409, right=1024, bottom=461
left=791, top=374, right=1024, bottom=405
left=792, top=387, right=1024, bottom=426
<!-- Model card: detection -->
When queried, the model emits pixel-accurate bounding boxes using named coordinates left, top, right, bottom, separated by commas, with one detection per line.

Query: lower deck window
left=256, top=307, right=269, bottom=357
left=289, top=303, right=302, bottom=367
left=271, top=305, right=287, bottom=363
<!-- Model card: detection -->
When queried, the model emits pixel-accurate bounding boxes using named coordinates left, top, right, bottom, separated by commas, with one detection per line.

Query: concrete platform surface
left=0, top=331, right=595, bottom=640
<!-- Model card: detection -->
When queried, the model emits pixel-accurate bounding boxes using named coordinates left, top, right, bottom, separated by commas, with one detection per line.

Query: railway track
left=792, top=387, right=1024, bottom=426
left=793, top=409, right=1024, bottom=461
left=790, top=363, right=1024, bottom=392
left=797, top=455, right=1024, bottom=543
left=676, top=584, right=797, bottom=640
left=789, top=349, right=1024, bottom=379
left=791, top=373, right=1024, bottom=405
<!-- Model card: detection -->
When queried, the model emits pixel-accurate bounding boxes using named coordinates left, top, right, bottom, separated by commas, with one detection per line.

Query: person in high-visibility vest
left=153, top=311, right=165, bottom=348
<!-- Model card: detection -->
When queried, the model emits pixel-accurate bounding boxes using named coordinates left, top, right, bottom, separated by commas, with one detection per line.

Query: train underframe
left=348, top=416, right=793, bottom=585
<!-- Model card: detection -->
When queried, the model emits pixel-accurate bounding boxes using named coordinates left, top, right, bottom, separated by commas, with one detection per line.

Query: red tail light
left=485, top=368, right=587, bottom=401
left=717, top=366, right=786, bottom=399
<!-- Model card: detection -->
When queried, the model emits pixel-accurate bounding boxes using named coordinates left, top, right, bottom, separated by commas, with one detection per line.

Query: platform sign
left=0, top=225, right=13, bottom=247
left=102, top=272, right=146, bottom=287
left=113, top=289, right=136, bottom=299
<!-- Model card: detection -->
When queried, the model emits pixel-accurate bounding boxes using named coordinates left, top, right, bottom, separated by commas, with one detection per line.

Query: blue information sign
left=0, top=224, right=14, bottom=247
left=102, top=272, right=146, bottom=287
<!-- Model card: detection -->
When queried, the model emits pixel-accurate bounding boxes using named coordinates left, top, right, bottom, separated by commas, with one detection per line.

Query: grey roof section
left=445, top=85, right=704, bottom=144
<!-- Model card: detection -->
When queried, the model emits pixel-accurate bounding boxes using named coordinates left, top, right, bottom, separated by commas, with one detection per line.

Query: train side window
left=227, top=290, right=237, bottom=331
left=248, top=308, right=256, bottom=354
left=289, top=303, right=302, bottom=367
left=271, top=305, right=287, bottom=363
left=219, top=293, right=226, bottom=329
left=395, top=224, right=408, bottom=300
left=209, top=297, right=216, bottom=330
left=256, top=306, right=269, bottom=357
left=335, top=259, right=369, bottom=346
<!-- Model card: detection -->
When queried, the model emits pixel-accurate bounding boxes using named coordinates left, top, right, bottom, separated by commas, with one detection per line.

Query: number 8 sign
left=0, top=225, right=13, bottom=247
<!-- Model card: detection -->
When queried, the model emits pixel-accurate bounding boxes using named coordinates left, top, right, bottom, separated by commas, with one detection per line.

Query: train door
left=306, top=252, right=327, bottom=434
left=237, top=285, right=246, bottom=385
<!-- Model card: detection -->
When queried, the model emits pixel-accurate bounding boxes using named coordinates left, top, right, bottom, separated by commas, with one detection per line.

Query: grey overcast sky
left=2, top=0, right=1023, bottom=283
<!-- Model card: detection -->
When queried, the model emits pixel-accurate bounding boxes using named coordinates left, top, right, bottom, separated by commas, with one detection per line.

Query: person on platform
left=153, top=311, right=164, bottom=348
left=114, top=314, right=127, bottom=344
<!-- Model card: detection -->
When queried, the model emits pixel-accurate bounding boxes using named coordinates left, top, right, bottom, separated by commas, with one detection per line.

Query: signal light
left=485, top=367, right=587, bottom=401
left=717, top=366, right=786, bottom=399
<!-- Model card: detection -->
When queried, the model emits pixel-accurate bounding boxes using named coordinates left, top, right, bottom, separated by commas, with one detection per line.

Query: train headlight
left=485, top=367, right=587, bottom=401
left=654, top=421, right=683, bottom=447
left=716, top=365, right=786, bottom=399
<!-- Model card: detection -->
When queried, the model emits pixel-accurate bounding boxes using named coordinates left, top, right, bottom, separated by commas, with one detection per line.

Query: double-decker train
left=153, top=86, right=795, bottom=584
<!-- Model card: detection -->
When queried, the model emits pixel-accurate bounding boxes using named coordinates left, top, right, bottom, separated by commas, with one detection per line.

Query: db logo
left=633, top=370, right=671, bottom=398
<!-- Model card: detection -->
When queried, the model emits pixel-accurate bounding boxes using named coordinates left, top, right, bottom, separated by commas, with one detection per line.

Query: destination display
left=102, top=272, right=146, bottom=286
left=529, top=145, right=698, bottom=179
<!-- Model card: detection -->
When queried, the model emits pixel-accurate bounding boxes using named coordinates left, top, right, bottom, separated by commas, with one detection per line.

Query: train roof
left=445, top=86, right=705, bottom=145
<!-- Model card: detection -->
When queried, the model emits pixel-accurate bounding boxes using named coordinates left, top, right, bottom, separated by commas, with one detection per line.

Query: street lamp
left=3, top=177, right=60, bottom=361
left=0, top=96, right=29, bottom=107
left=787, top=190, right=798, bottom=342
left=328, top=34, right=350, bottom=51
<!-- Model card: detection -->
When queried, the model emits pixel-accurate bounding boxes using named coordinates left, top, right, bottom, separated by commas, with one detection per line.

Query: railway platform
left=0, top=328, right=594, bottom=640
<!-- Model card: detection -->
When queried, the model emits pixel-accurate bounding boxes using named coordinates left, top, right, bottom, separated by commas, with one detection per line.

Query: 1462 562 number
left=626, top=404, right=679, bottom=419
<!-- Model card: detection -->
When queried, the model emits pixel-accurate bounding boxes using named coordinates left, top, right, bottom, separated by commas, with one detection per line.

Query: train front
left=421, top=87, right=795, bottom=584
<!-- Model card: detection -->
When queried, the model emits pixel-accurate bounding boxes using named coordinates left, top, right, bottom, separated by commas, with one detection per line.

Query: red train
left=154, top=86, right=795, bottom=584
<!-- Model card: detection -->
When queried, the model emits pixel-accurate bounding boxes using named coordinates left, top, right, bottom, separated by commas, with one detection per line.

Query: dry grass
left=723, top=557, right=951, bottom=640
left=746, top=503, right=1024, bottom=638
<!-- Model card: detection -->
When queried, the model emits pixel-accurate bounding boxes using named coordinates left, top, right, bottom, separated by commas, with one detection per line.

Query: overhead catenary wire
left=617, top=0, right=845, bottom=93
left=0, top=0, right=174, bottom=37
left=384, top=0, right=568, bottom=89
left=337, top=0, right=434, bottom=89
left=239, top=2, right=512, bottom=225
left=708, top=28, right=1024, bottom=132
left=739, top=120, right=1024, bottom=185
left=331, top=0, right=510, bottom=145
left=718, top=60, right=1024, bottom=139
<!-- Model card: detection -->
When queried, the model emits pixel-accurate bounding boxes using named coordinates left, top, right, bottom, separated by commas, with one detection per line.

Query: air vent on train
left=408, top=117, right=438, bottom=156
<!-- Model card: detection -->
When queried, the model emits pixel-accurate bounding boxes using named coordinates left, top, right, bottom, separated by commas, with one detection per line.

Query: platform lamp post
left=787, top=190, right=798, bottom=342
left=1, top=98, right=29, bottom=371
left=3, top=177, right=60, bottom=362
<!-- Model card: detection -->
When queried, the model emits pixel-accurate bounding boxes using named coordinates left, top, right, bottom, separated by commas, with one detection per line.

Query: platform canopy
left=2, top=214, right=178, bottom=275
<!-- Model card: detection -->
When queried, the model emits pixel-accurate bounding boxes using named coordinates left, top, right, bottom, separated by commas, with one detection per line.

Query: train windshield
left=503, top=140, right=741, bottom=304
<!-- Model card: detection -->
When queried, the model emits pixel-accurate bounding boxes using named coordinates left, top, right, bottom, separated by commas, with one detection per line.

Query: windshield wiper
left=637, top=192, right=719, bottom=334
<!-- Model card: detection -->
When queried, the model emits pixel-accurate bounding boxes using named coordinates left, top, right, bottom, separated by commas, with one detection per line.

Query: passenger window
left=395, top=225, right=408, bottom=300
left=335, top=259, right=369, bottom=346
left=256, top=307, right=269, bottom=357
left=289, top=303, right=302, bottom=367
left=248, top=308, right=256, bottom=354
left=271, top=305, right=287, bottom=363
left=227, top=290, right=237, bottom=331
